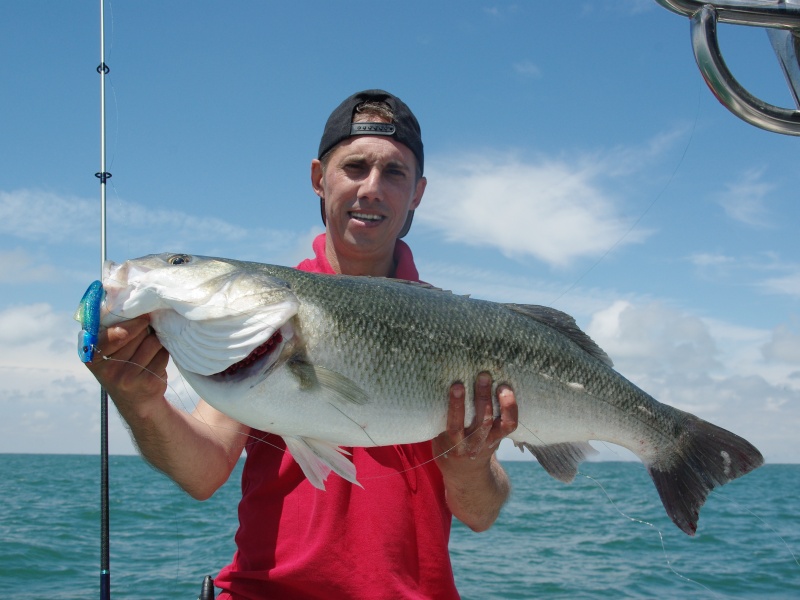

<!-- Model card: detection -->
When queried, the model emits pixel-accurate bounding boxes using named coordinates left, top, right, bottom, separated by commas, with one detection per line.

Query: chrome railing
left=655, top=0, right=800, bottom=135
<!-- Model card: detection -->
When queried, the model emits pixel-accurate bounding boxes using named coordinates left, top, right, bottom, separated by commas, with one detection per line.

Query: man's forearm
left=115, top=396, right=246, bottom=500
left=440, top=455, right=511, bottom=532
left=87, top=319, right=246, bottom=500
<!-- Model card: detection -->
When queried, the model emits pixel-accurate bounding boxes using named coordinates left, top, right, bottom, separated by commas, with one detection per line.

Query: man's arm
left=433, top=373, right=518, bottom=532
left=85, top=316, right=248, bottom=500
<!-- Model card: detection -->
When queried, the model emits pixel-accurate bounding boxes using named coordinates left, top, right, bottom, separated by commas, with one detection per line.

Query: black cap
left=318, top=89, right=424, bottom=175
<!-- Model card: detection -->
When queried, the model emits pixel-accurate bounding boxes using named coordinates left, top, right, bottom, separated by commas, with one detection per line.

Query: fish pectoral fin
left=282, top=435, right=363, bottom=490
left=289, top=359, right=370, bottom=405
left=517, top=441, right=598, bottom=483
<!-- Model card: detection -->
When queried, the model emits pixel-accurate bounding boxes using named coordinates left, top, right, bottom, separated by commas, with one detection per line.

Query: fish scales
left=97, top=253, right=764, bottom=535
left=292, top=267, right=650, bottom=450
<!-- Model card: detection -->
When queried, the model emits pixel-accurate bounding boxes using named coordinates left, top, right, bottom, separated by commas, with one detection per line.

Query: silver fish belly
left=97, top=253, right=764, bottom=535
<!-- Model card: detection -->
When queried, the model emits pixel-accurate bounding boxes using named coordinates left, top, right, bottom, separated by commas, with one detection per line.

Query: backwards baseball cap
left=317, top=89, right=424, bottom=238
left=318, top=89, right=424, bottom=175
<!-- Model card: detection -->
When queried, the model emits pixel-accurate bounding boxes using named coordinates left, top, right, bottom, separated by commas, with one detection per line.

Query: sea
left=1, top=454, right=798, bottom=599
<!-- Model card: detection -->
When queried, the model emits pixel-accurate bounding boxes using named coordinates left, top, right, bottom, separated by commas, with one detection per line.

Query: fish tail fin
left=648, top=416, right=763, bottom=536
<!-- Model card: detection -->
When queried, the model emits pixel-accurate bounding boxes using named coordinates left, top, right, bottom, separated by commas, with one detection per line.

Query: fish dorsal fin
left=359, top=276, right=470, bottom=298
left=504, top=304, right=613, bottom=368
left=282, top=435, right=362, bottom=490
left=391, top=279, right=447, bottom=292
left=288, top=358, right=370, bottom=405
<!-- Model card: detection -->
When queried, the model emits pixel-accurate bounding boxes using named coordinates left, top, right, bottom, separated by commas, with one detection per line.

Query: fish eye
left=168, top=254, right=192, bottom=265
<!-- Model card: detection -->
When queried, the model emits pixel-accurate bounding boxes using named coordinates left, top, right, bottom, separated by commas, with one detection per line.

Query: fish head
left=101, top=253, right=300, bottom=379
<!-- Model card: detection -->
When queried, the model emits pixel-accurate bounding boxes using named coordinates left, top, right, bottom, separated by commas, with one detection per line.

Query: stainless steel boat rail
left=655, top=0, right=800, bottom=135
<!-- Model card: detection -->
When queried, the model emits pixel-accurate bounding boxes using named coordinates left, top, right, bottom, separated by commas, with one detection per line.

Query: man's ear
left=411, top=176, right=427, bottom=210
left=310, top=159, right=324, bottom=198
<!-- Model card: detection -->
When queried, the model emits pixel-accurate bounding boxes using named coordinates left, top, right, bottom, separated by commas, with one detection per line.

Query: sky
left=1, top=1, right=799, bottom=468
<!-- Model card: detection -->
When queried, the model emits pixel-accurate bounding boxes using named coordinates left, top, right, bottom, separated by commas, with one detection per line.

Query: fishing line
left=98, top=277, right=509, bottom=486
left=96, top=353, right=290, bottom=454
left=709, top=488, right=800, bottom=569
left=547, top=82, right=701, bottom=309
left=95, top=277, right=294, bottom=452
left=103, top=0, right=119, bottom=176
left=99, top=276, right=397, bottom=465
left=355, top=420, right=499, bottom=484
left=578, top=471, right=722, bottom=598
left=99, top=347, right=504, bottom=486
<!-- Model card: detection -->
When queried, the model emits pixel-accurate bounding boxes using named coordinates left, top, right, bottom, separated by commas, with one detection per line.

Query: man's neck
left=325, top=242, right=396, bottom=277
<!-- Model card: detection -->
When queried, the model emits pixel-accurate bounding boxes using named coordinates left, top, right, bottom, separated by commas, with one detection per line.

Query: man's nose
left=357, top=167, right=383, bottom=200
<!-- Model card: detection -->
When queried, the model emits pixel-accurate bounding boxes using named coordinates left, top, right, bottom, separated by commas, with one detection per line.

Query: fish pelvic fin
left=282, top=435, right=363, bottom=490
left=516, top=441, right=598, bottom=483
left=647, top=416, right=764, bottom=536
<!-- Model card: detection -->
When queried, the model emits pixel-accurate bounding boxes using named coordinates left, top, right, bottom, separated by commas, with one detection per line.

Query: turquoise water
left=1, top=455, right=797, bottom=599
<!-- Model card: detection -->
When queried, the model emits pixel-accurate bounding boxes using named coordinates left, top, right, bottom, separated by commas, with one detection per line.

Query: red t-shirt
left=215, top=235, right=459, bottom=600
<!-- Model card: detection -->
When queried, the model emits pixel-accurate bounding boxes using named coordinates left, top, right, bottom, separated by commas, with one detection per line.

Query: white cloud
left=0, top=187, right=306, bottom=265
left=586, top=300, right=800, bottom=463
left=420, top=153, right=652, bottom=268
left=513, top=60, right=542, bottom=79
left=0, top=248, right=62, bottom=284
left=761, top=270, right=800, bottom=298
left=0, top=302, right=66, bottom=345
left=0, top=189, right=95, bottom=244
left=0, top=302, right=136, bottom=454
left=587, top=300, right=722, bottom=379
left=762, top=323, right=800, bottom=365
left=713, top=168, right=775, bottom=228
left=688, top=252, right=735, bottom=268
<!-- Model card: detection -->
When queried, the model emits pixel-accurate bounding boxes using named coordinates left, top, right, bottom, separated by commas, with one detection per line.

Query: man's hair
left=319, top=97, right=423, bottom=180
left=353, top=100, right=394, bottom=123
left=319, top=100, right=394, bottom=170
left=320, top=100, right=424, bottom=179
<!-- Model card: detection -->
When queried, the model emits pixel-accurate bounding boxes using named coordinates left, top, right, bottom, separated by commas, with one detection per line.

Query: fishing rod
left=89, top=5, right=215, bottom=598
left=96, top=0, right=111, bottom=597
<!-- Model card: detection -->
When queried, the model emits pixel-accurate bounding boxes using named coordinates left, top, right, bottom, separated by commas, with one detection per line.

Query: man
left=86, top=89, right=518, bottom=599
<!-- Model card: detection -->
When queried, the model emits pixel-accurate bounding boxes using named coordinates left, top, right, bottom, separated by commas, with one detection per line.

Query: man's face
left=311, top=134, right=426, bottom=262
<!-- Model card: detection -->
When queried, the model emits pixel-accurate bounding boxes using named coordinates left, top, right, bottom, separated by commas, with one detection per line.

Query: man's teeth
left=351, top=212, right=383, bottom=221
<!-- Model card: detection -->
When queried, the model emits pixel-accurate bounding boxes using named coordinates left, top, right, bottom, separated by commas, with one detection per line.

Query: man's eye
left=343, top=163, right=365, bottom=173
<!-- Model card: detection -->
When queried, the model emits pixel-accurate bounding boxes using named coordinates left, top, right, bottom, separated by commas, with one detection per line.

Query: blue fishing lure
left=74, top=280, right=105, bottom=363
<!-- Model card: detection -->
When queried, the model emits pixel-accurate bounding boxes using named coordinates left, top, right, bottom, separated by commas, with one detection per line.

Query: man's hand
left=83, top=315, right=247, bottom=500
left=433, top=372, right=517, bottom=462
left=432, top=372, right=518, bottom=531
left=85, top=315, right=170, bottom=419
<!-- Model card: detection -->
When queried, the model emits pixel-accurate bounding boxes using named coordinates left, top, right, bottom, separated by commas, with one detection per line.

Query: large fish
left=96, top=253, right=763, bottom=536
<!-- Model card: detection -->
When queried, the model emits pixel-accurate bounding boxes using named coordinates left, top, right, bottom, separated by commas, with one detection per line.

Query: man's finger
left=444, top=381, right=466, bottom=454
left=487, top=385, right=518, bottom=448
left=472, top=372, right=492, bottom=429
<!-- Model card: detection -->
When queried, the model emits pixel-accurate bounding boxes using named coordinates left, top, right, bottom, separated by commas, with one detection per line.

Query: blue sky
left=1, top=1, right=798, bottom=465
